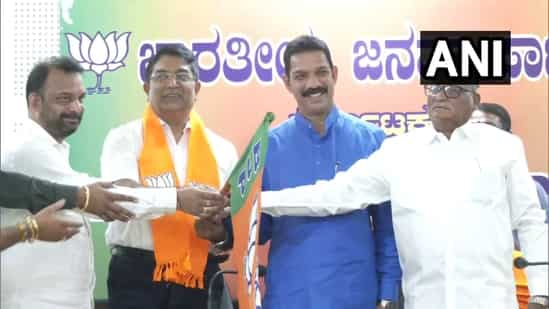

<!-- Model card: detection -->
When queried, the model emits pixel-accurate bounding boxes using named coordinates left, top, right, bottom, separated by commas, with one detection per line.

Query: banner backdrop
left=59, top=0, right=548, bottom=299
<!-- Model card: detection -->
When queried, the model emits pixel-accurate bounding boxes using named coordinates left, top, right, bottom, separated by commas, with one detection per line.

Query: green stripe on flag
left=226, top=112, right=275, bottom=215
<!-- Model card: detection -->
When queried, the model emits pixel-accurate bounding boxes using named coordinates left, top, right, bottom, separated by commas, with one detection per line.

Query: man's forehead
left=153, top=64, right=192, bottom=73
left=52, top=86, right=85, bottom=95
left=460, top=85, right=479, bottom=91
left=43, top=70, right=84, bottom=92
left=289, top=60, right=330, bottom=74
left=45, top=68, right=82, bottom=81
left=153, top=56, right=192, bottom=71
left=428, top=84, right=478, bottom=91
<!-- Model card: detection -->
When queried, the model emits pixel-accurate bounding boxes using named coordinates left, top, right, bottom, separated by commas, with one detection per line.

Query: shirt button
left=315, top=161, right=320, bottom=165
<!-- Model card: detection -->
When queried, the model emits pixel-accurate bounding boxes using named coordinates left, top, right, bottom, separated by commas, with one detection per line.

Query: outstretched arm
left=0, top=169, right=78, bottom=213
left=261, top=145, right=392, bottom=217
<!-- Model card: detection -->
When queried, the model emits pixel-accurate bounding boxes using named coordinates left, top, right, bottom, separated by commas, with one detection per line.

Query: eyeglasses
left=424, top=85, right=473, bottom=99
left=150, top=71, right=195, bottom=83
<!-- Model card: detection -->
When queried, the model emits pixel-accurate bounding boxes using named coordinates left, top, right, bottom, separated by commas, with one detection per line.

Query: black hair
left=478, top=102, right=512, bottom=132
left=144, top=45, right=198, bottom=82
left=25, top=56, right=83, bottom=106
left=283, top=35, right=334, bottom=77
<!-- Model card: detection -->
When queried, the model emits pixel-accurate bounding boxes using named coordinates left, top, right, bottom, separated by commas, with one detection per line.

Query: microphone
left=514, top=256, right=549, bottom=269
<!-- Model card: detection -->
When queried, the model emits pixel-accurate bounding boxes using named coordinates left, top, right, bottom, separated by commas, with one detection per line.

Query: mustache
left=163, top=91, right=183, bottom=96
left=301, top=87, right=327, bottom=97
left=60, top=112, right=82, bottom=121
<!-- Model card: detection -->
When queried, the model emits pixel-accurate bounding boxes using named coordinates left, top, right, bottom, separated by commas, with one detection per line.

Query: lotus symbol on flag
left=65, top=31, right=131, bottom=95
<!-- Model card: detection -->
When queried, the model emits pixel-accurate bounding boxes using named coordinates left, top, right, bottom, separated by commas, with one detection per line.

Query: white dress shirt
left=262, top=123, right=548, bottom=309
left=0, top=119, right=180, bottom=309
left=100, top=117, right=238, bottom=251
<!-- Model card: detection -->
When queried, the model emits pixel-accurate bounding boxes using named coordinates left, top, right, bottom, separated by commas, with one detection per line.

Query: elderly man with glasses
left=261, top=84, right=549, bottom=309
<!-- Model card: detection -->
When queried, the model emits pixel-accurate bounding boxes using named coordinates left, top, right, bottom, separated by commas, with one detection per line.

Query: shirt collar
left=157, top=116, right=192, bottom=133
left=25, top=118, right=70, bottom=149
left=422, top=121, right=475, bottom=144
left=294, top=105, right=340, bottom=136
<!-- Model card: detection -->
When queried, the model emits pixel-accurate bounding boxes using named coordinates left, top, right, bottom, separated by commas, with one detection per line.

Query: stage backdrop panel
left=59, top=0, right=548, bottom=300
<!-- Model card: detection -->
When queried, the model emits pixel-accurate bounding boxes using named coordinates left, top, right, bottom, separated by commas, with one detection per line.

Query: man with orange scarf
left=101, top=46, right=238, bottom=309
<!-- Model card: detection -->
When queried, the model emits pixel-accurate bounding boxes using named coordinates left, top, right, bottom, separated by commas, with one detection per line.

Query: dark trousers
left=107, top=246, right=224, bottom=309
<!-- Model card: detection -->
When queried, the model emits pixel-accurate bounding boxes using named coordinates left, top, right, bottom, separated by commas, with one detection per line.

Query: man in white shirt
left=262, top=85, right=549, bottom=309
left=1, top=56, right=228, bottom=309
left=101, top=46, right=238, bottom=309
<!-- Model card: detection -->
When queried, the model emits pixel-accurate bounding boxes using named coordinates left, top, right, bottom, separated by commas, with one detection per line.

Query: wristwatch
left=529, top=295, right=549, bottom=306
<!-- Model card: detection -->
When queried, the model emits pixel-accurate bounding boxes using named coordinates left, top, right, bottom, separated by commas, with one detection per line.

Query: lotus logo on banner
left=65, top=31, right=131, bottom=95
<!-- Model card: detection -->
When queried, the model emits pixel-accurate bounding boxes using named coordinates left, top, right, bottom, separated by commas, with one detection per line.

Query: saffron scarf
left=138, top=104, right=219, bottom=288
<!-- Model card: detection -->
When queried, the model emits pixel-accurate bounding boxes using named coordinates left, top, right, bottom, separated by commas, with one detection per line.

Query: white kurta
left=0, top=119, right=178, bottom=309
left=262, top=123, right=548, bottom=309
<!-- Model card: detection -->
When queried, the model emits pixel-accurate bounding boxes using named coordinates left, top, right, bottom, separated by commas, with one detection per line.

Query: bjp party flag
left=226, top=112, right=274, bottom=309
